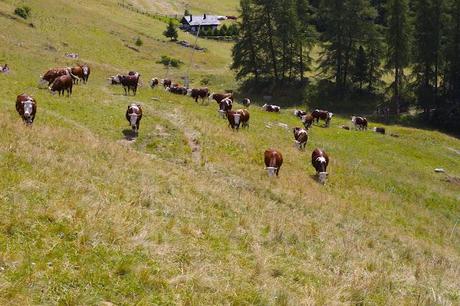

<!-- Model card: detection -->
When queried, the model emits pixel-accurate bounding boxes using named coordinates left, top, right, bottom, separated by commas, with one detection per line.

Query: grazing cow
left=1, top=64, right=9, bottom=73
left=40, top=67, right=76, bottom=86
left=262, top=104, right=281, bottom=112
left=188, top=88, right=210, bottom=103
left=293, top=127, right=308, bottom=150
left=168, top=85, right=188, bottom=95
left=112, top=74, right=140, bottom=95
left=70, top=65, right=84, bottom=84
left=301, top=114, right=314, bottom=129
left=210, top=92, right=233, bottom=104
left=125, top=103, right=143, bottom=133
left=312, top=148, right=329, bottom=184
left=218, top=98, right=233, bottom=118
left=311, top=109, right=333, bottom=127
left=150, top=78, right=159, bottom=88
left=236, top=109, right=250, bottom=128
left=241, top=98, right=251, bottom=107
left=227, top=111, right=242, bottom=130
left=351, top=116, right=368, bottom=130
left=162, top=79, right=172, bottom=88
left=16, top=94, right=37, bottom=125
left=49, top=74, right=73, bottom=96
left=294, top=110, right=307, bottom=118
left=264, top=149, right=283, bottom=177
left=373, top=127, right=386, bottom=134
left=341, top=125, right=350, bottom=130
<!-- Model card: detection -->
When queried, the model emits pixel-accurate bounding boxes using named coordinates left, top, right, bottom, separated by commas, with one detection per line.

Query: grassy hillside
left=129, top=0, right=240, bottom=16
left=0, top=0, right=459, bottom=304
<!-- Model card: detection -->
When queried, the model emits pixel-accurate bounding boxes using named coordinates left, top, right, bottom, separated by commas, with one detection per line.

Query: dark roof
left=181, top=15, right=221, bottom=27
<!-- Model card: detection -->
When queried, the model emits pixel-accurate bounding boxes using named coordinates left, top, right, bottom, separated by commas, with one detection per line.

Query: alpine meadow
left=0, top=0, right=459, bottom=305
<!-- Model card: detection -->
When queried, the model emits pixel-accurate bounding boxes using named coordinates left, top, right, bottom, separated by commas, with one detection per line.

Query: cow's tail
left=66, top=68, right=80, bottom=82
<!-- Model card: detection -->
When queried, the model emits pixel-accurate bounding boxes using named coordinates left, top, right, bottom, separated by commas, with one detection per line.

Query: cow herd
left=13, top=64, right=381, bottom=185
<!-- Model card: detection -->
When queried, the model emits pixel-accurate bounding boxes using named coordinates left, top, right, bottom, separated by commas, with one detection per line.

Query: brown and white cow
left=125, top=103, right=143, bottom=133
left=301, top=114, right=314, bottom=129
left=264, top=149, right=283, bottom=177
left=112, top=74, right=140, bottom=95
left=262, top=104, right=281, bottom=112
left=312, top=148, right=329, bottom=184
left=16, top=94, right=37, bottom=125
left=294, top=110, right=307, bottom=118
left=150, top=78, right=159, bottom=88
left=241, top=98, right=251, bottom=107
left=168, top=85, right=188, bottom=95
left=210, top=92, right=233, bottom=104
left=81, top=64, right=90, bottom=84
left=227, top=111, right=242, bottom=131
left=373, top=127, right=386, bottom=134
left=70, top=65, right=84, bottom=84
left=49, top=74, right=73, bottom=96
left=188, top=88, right=210, bottom=103
left=218, top=98, right=233, bottom=118
left=293, top=127, right=308, bottom=150
left=312, top=109, right=333, bottom=127
left=162, top=79, right=172, bottom=88
left=236, top=109, right=250, bottom=128
left=351, top=116, right=368, bottom=130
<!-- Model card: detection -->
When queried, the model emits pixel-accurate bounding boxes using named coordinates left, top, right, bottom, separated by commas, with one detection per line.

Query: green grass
left=0, top=0, right=459, bottom=304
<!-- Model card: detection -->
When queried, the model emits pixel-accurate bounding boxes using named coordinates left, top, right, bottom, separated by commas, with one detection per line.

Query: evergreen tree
left=352, top=46, right=368, bottom=89
left=163, top=20, right=178, bottom=41
left=385, top=0, right=411, bottom=114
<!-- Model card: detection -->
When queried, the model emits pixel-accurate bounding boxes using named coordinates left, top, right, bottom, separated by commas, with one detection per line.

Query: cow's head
left=22, top=99, right=34, bottom=122
left=82, top=65, right=89, bottom=76
left=351, top=116, right=357, bottom=124
left=233, top=113, right=241, bottom=126
left=266, top=167, right=277, bottom=177
left=186, top=88, right=193, bottom=96
left=128, top=105, right=140, bottom=130
left=262, top=104, right=268, bottom=110
left=48, top=85, right=57, bottom=95
left=318, top=172, right=328, bottom=185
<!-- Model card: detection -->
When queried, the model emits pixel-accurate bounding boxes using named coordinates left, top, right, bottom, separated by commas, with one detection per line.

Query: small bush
left=157, top=55, right=183, bottom=68
left=14, top=6, right=31, bottom=19
left=135, top=37, right=143, bottom=47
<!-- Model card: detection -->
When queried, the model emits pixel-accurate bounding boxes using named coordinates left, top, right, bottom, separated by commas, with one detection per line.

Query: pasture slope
left=0, top=0, right=459, bottom=304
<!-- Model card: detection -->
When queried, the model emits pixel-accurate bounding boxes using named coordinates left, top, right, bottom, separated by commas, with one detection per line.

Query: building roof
left=181, top=14, right=221, bottom=27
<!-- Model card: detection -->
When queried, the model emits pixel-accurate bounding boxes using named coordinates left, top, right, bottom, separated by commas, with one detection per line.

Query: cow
left=227, top=111, right=242, bottom=130
left=112, top=74, right=140, bottom=95
left=210, top=92, right=233, bottom=104
left=70, top=65, right=85, bottom=84
left=312, top=148, right=329, bottom=185
left=236, top=109, right=250, bottom=128
left=218, top=98, right=233, bottom=118
left=352, top=116, right=368, bottom=130
left=241, top=98, right=251, bottom=107
left=150, top=78, right=159, bottom=88
left=264, top=149, right=283, bottom=177
left=293, top=127, right=308, bottom=150
left=188, top=88, right=210, bottom=103
left=16, top=94, right=37, bottom=125
left=1, top=64, right=9, bottom=73
left=162, top=79, right=172, bottom=88
left=301, top=114, right=314, bottom=129
left=81, top=64, right=90, bottom=84
left=373, top=127, right=386, bottom=134
left=168, top=85, right=188, bottom=95
left=262, top=104, right=281, bottom=112
left=125, top=103, right=143, bottom=133
left=39, top=67, right=77, bottom=86
left=49, top=74, right=73, bottom=96
left=294, top=110, right=307, bottom=118
left=311, top=109, right=333, bottom=127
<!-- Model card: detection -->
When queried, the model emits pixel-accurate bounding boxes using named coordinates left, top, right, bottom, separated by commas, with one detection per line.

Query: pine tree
left=352, top=46, right=368, bottom=89
left=163, top=20, right=178, bottom=41
left=385, top=0, right=411, bottom=114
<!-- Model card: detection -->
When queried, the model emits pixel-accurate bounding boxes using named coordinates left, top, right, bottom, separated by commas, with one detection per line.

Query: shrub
left=163, top=20, right=178, bottom=41
left=14, top=6, right=31, bottom=19
left=157, top=55, right=183, bottom=68
left=134, top=37, right=143, bottom=47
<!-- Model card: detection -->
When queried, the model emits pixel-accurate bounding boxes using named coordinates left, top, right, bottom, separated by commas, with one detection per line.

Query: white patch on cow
left=209, top=93, right=215, bottom=100
left=266, top=167, right=277, bottom=177
left=318, top=172, right=328, bottom=184
left=328, top=112, right=333, bottom=119
left=129, top=113, right=138, bottom=127
left=234, top=113, right=241, bottom=125
left=82, top=66, right=89, bottom=76
left=316, top=156, right=326, bottom=164
left=262, top=104, right=268, bottom=110
left=22, top=100, right=34, bottom=117
left=186, top=89, right=192, bottom=96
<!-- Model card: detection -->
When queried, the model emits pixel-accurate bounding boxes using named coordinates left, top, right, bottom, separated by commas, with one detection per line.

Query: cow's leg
left=124, top=87, right=127, bottom=96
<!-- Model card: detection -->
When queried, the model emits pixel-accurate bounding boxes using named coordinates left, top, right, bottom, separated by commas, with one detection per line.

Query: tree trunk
left=265, top=7, right=279, bottom=81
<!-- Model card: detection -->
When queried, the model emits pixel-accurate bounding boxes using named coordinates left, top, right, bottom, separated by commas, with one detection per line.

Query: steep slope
left=0, top=0, right=459, bottom=304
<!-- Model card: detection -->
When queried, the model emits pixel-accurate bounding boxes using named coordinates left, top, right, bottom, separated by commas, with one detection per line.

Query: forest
left=231, top=0, right=460, bottom=133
